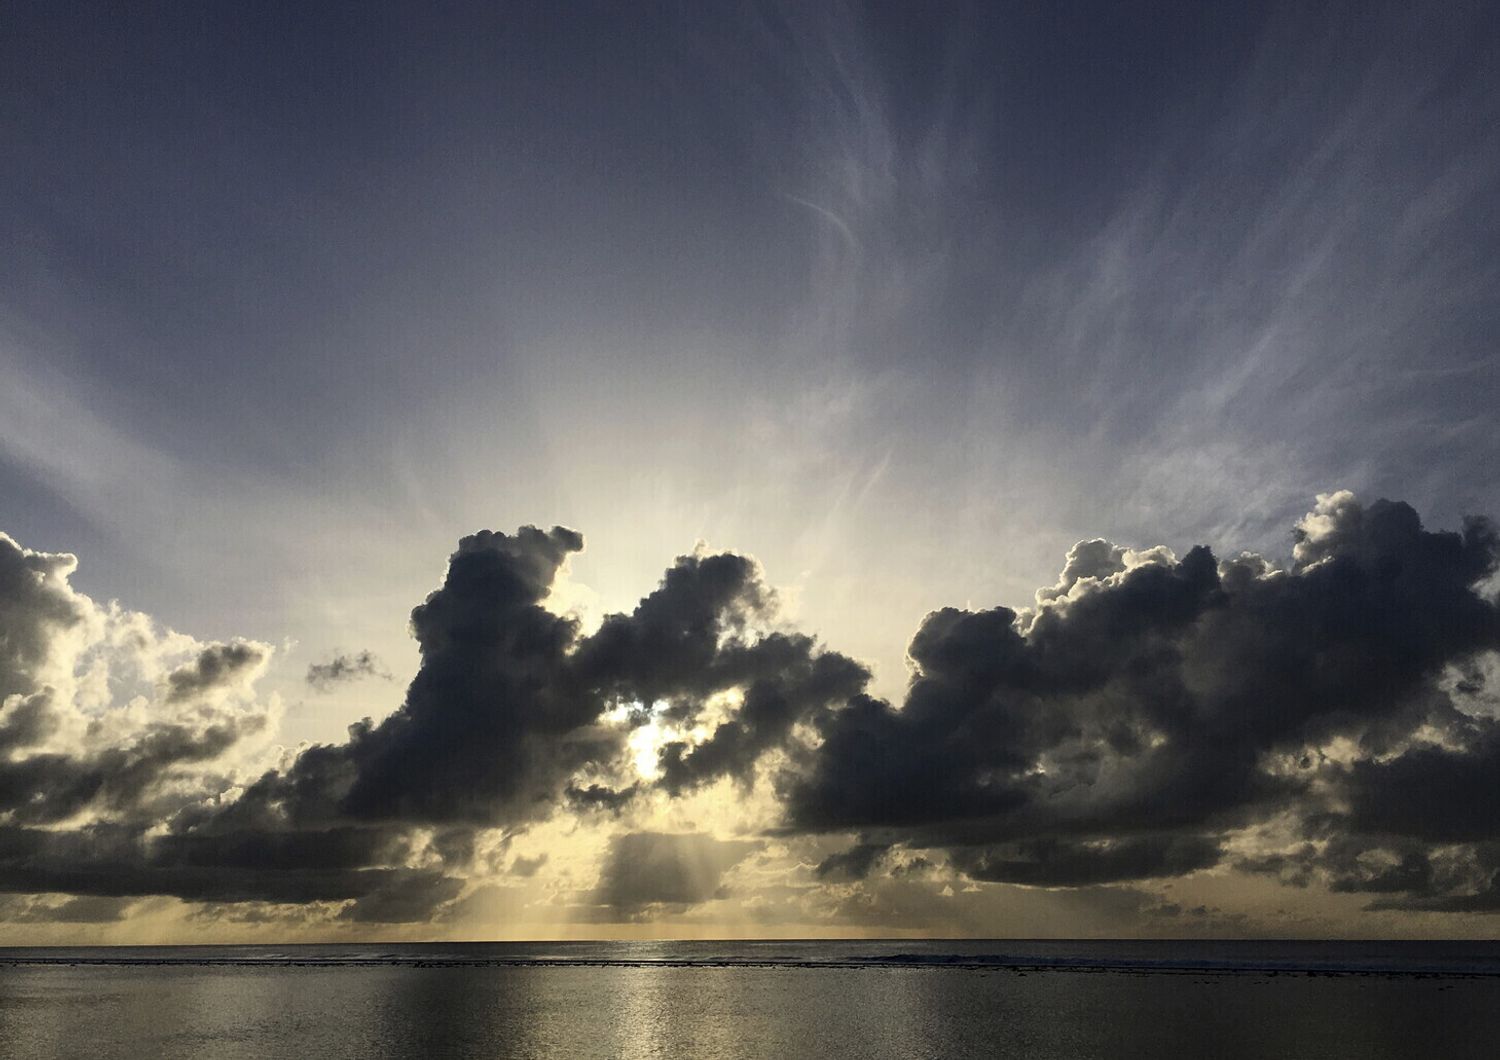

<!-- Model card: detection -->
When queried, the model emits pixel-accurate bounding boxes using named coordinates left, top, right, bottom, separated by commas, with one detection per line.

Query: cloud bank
left=1, top=491, right=1497, bottom=927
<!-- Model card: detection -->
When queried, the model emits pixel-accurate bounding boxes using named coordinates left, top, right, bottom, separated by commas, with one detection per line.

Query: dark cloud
left=572, top=552, right=773, bottom=705
left=572, top=550, right=868, bottom=795
left=0, top=822, right=457, bottom=909
left=338, top=873, right=466, bottom=923
left=815, top=842, right=889, bottom=881
left=1344, top=731, right=1500, bottom=844
left=0, top=715, right=267, bottom=825
left=306, top=650, right=390, bottom=692
left=44, top=895, right=138, bottom=923
left=0, top=530, right=456, bottom=919
left=2, top=525, right=839, bottom=917
left=565, top=782, right=640, bottom=813
left=782, top=493, right=1500, bottom=897
left=1, top=493, right=1497, bottom=921
left=1263, top=826, right=1500, bottom=914
left=657, top=643, right=868, bottom=795
left=0, top=524, right=604, bottom=919
left=0, top=690, right=62, bottom=752
left=0, top=894, right=137, bottom=923
left=165, top=642, right=267, bottom=702
left=592, top=832, right=761, bottom=915
left=236, top=526, right=600, bottom=828
left=193, top=527, right=858, bottom=857
left=509, top=853, right=548, bottom=878
left=951, top=836, right=1223, bottom=887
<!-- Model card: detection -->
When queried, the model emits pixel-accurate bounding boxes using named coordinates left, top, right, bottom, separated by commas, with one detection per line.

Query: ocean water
left=0, top=940, right=1496, bottom=1058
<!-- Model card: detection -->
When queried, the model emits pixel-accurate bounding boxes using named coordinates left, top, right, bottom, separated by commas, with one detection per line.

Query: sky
left=0, top=0, right=1497, bottom=942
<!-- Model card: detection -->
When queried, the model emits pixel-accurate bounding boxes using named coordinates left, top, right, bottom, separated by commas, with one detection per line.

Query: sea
left=0, top=939, right=1496, bottom=1058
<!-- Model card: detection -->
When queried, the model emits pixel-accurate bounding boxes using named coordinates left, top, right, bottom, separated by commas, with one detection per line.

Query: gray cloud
left=0, top=716, right=267, bottom=826
left=509, top=853, right=547, bottom=878
left=950, top=836, right=1223, bottom=888
left=0, top=533, right=82, bottom=699
left=0, top=534, right=274, bottom=832
left=0, top=525, right=845, bottom=920
left=241, top=526, right=606, bottom=829
left=2, top=491, right=1498, bottom=922
left=306, top=651, right=391, bottom=692
left=0, top=690, right=62, bottom=752
left=166, top=642, right=267, bottom=703
left=815, top=842, right=889, bottom=882
left=0, top=532, right=435, bottom=918
left=782, top=493, right=1500, bottom=901
left=0, top=821, right=448, bottom=908
left=232, top=529, right=865, bottom=836
left=656, top=641, right=868, bottom=796
left=337, top=873, right=466, bottom=924
left=592, top=832, right=761, bottom=915
left=0, top=894, right=138, bottom=924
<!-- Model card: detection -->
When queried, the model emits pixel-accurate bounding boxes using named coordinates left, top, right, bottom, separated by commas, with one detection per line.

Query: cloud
left=0, top=532, right=84, bottom=699
left=0, top=531, right=437, bottom=918
left=950, top=836, right=1223, bottom=888
left=1, top=491, right=1497, bottom=926
left=0, top=524, right=851, bottom=921
left=220, top=526, right=598, bottom=832
left=814, top=842, right=889, bottom=882
left=655, top=640, right=868, bottom=795
left=592, top=832, right=761, bottom=915
left=0, top=532, right=276, bottom=831
left=235, top=529, right=864, bottom=833
left=305, top=650, right=390, bottom=692
left=337, top=872, right=466, bottom=924
left=0, top=894, right=138, bottom=923
left=0, top=820, right=461, bottom=914
left=782, top=492, right=1500, bottom=900
left=166, top=642, right=269, bottom=703
left=509, top=853, right=547, bottom=878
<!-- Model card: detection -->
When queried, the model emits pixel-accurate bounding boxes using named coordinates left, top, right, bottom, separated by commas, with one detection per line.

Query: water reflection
left=0, top=961, right=1497, bottom=1058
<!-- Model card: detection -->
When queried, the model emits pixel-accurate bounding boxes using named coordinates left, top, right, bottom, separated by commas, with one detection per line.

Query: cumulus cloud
left=0, top=532, right=275, bottom=831
left=234, top=529, right=865, bottom=835
left=1, top=491, right=1497, bottom=926
left=0, top=533, right=83, bottom=699
left=12, top=525, right=855, bottom=922
left=782, top=491, right=1500, bottom=906
left=0, top=532, right=301, bottom=921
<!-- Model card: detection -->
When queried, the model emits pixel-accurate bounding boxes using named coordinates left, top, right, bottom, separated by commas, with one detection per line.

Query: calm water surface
left=0, top=941, right=1496, bottom=1059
